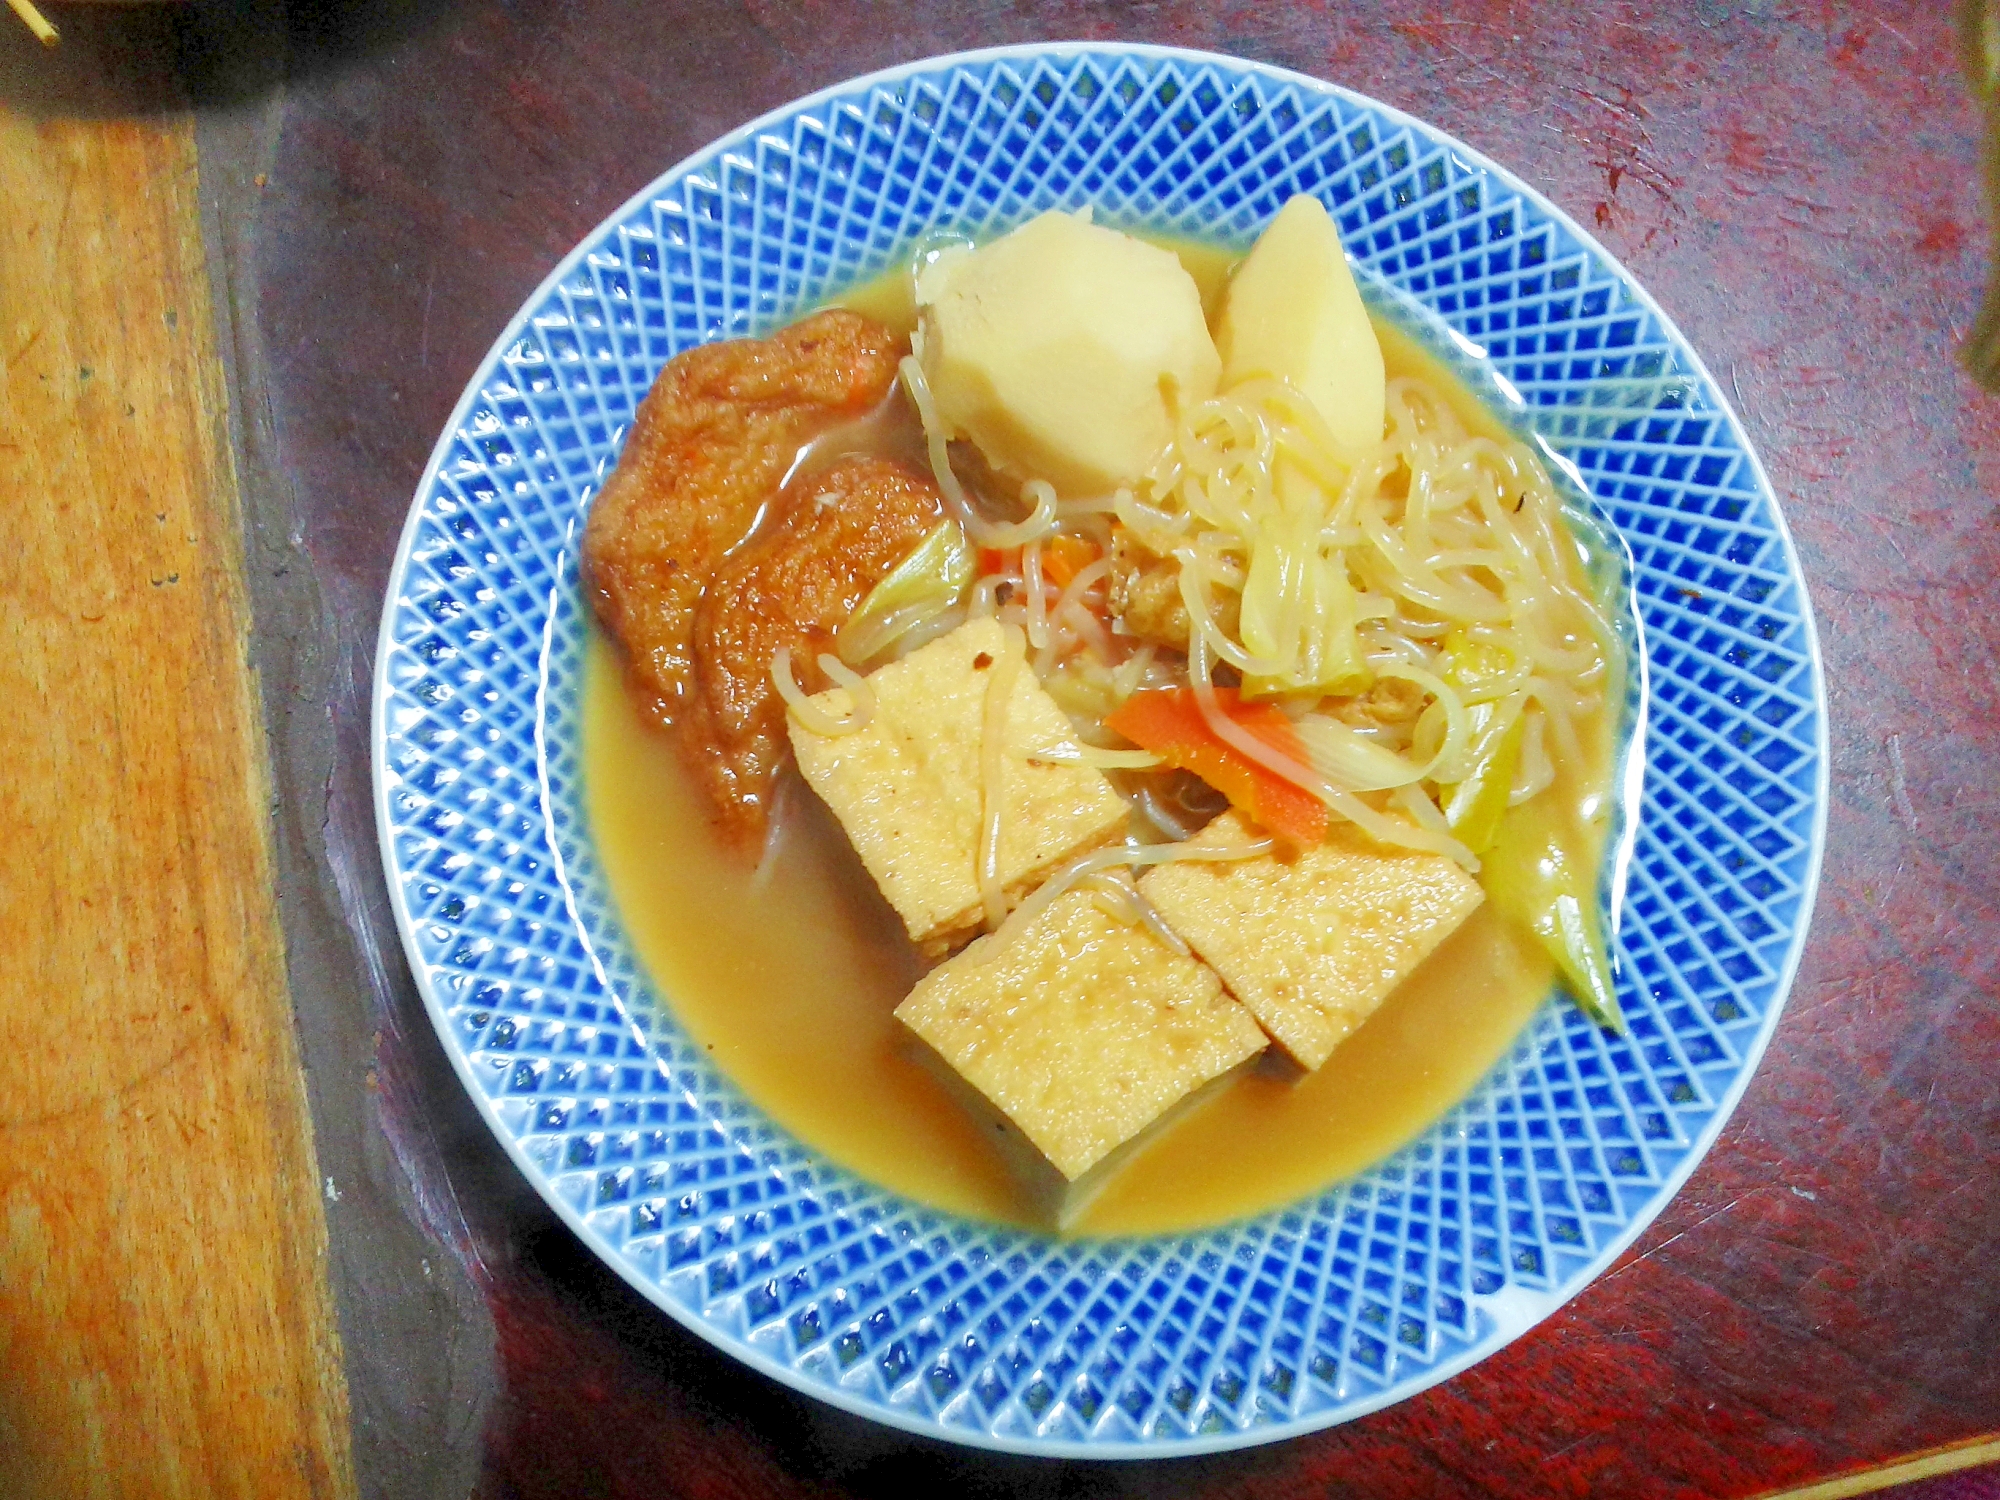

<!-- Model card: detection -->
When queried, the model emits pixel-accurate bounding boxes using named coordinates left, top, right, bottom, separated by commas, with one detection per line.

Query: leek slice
left=1483, top=799, right=1623, bottom=1032
left=1441, top=701, right=1526, bottom=855
left=1291, top=714, right=1425, bottom=792
left=836, top=519, right=975, bottom=666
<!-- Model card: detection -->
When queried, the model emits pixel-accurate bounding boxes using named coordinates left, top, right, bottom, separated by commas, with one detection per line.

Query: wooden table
left=3, top=4, right=1995, bottom=1497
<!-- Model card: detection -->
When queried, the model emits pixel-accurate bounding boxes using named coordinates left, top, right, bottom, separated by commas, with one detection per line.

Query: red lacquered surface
left=175, top=2, right=1998, bottom=1495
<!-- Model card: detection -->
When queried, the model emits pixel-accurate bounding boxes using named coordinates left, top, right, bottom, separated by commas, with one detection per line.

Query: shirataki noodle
left=886, top=360, right=1615, bottom=882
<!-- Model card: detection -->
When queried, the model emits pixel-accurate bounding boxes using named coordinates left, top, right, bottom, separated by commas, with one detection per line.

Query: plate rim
left=370, top=40, right=1831, bottom=1458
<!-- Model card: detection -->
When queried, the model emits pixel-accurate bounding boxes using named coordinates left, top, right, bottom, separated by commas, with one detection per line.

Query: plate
left=373, top=45, right=1827, bottom=1456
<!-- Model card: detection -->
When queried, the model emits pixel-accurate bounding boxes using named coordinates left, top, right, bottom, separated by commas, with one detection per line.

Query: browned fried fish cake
left=582, top=309, right=903, bottom=719
left=684, top=455, right=944, bottom=845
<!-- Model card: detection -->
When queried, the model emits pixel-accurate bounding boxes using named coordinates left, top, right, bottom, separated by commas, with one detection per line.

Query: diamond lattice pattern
left=378, top=51, right=1821, bottom=1451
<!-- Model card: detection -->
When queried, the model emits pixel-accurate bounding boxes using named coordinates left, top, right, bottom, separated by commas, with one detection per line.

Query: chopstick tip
left=7, top=0, right=59, bottom=46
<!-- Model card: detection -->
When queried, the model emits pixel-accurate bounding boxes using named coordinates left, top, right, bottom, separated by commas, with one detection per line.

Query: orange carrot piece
left=1040, top=535, right=1101, bottom=592
left=1106, top=687, right=1327, bottom=849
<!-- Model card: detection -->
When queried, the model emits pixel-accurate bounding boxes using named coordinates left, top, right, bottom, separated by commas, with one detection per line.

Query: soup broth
left=585, top=250, right=1613, bottom=1236
left=589, top=649, right=1566, bottom=1233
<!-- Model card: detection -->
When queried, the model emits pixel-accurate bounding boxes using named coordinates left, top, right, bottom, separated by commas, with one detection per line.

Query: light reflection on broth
left=584, top=256, right=1612, bottom=1237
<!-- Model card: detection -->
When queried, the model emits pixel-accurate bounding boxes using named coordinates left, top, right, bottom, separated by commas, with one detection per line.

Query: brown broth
left=586, top=264, right=1610, bottom=1237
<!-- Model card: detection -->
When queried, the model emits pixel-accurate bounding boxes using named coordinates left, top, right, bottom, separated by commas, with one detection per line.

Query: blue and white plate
left=373, top=45, right=1826, bottom=1456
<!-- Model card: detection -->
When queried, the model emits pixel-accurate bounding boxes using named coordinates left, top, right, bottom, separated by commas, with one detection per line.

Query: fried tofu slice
left=787, top=617, right=1128, bottom=957
left=895, top=889, right=1267, bottom=1179
left=1139, top=811, right=1484, bottom=1070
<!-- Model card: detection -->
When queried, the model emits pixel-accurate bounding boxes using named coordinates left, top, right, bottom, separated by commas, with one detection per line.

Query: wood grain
left=0, top=27, right=354, bottom=1500
left=224, top=1, right=1998, bottom=1495
left=1757, top=1438, right=2000, bottom=1500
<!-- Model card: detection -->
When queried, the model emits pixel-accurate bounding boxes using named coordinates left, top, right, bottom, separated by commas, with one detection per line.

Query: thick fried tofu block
left=787, top=617, right=1128, bottom=956
left=1139, top=811, right=1483, bottom=1070
left=895, top=889, right=1267, bottom=1179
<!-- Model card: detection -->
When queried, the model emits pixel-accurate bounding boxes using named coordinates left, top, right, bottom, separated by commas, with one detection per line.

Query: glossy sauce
left=584, top=247, right=1610, bottom=1237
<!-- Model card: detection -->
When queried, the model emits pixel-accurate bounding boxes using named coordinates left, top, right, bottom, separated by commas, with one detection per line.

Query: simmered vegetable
left=1106, top=687, right=1328, bottom=850
left=1482, top=798, right=1623, bottom=1031
left=1442, top=705, right=1526, bottom=855
left=916, top=209, right=1220, bottom=495
left=836, top=518, right=975, bottom=666
left=1039, top=534, right=1102, bottom=592
left=1215, top=195, right=1386, bottom=452
left=1436, top=629, right=1528, bottom=853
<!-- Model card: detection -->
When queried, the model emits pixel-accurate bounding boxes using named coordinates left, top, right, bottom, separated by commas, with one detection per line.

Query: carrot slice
left=1040, top=534, right=1101, bottom=592
left=1107, top=687, right=1328, bottom=849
